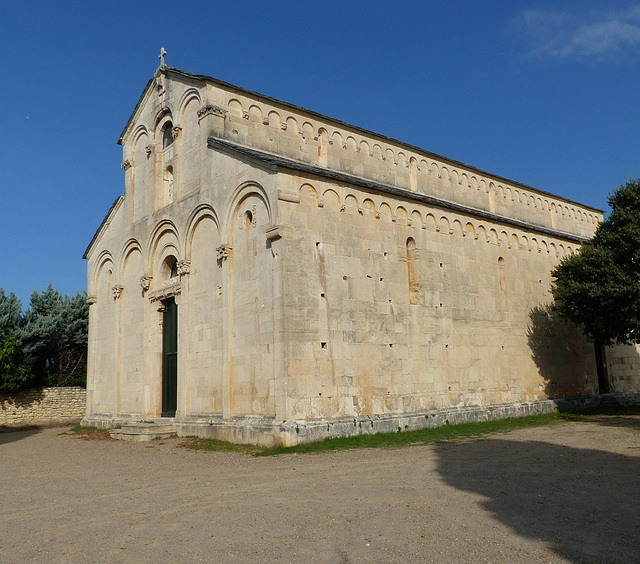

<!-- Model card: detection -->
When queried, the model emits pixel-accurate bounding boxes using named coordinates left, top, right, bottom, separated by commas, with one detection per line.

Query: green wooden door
left=162, top=298, right=178, bottom=417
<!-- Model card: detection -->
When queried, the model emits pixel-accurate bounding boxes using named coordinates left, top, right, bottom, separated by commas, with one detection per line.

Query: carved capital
left=172, top=126, right=182, bottom=138
left=121, top=159, right=132, bottom=171
left=242, top=111, right=249, bottom=120
left=139, top=275, right=153, bottom=292
left=177, top=260, right=191, bottom=276
left=145, top=144, right=154, bottom=156
left=86, top=295, right=97, bottom=305
left=197, top=104, right=226, bottom=120
left=111, top=285, right=123, bottom=300
left=216, top=245, right=232, bottom=260
left=280, top=122, right=287, bottom=131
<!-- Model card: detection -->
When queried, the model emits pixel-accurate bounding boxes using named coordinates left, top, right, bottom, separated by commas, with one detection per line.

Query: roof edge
left=208, top=136, right=593, bottom=244
left=83, top=196, right=124, bottom=259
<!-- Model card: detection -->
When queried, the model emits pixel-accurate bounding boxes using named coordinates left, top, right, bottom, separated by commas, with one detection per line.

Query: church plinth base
left=82, top=393, right=640, bottom=447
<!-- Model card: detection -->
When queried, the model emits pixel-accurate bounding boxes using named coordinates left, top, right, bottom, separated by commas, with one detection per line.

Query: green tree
left=551, top=178, right=640, bottom=345
left=0, top=330, right=33, bottom=390
left=0, top=289, right=23, bottom=334
left=20, top=285, right=88, bottom=387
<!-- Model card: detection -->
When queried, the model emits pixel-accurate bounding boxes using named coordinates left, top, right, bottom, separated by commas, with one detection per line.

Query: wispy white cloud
left=518, top=4, right=640, bottom=60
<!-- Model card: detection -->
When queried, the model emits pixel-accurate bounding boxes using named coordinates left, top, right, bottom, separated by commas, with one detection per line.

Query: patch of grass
left=256, top=413, right=562, bottom=456
left=180, top=436, right=264, bottom=455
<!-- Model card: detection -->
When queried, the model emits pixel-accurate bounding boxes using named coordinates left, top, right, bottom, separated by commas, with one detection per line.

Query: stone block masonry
left=0, top=387, right=86, bottom=427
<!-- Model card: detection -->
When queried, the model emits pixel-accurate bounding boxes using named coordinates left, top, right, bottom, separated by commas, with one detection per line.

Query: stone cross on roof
left=158, top=47, right=167, bottom=67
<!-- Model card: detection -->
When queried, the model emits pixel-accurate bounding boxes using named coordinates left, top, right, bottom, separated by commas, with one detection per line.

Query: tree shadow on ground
left=527, top=305, right=597, bottom=397
left=435, top=438, right=640, bottom=563
left=563, top=410, right=640, bottom=431
left=0, top=426, right=41, bottom=445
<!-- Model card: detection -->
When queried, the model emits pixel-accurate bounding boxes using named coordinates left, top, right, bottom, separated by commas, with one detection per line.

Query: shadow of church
left=435, top=438, right=640, bottom=563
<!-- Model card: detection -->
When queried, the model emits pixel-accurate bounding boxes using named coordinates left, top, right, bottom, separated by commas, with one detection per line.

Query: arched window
left=162, top=122, right=175, bottom=149
left=163, top=165, right=174, bottom=206
left=498, top=257, right=506, bottom=294
left=406, top=237, right=419, bottom=305
left=162, top=256, right=179, bottom=281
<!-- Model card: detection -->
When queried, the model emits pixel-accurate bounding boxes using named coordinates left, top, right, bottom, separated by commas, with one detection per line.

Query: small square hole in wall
left=389, top=343, right=393, bottom=348
left=440, top=263, right=443, bottom=267
left=320, top=293, right=325, bottom=298
left=321, top=342, right=327, bottom=349
left=316, top=242, right=321, bottom=246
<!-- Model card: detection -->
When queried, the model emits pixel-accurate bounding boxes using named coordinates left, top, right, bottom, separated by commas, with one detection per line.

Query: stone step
left=110, top=421, right=176, bottom=442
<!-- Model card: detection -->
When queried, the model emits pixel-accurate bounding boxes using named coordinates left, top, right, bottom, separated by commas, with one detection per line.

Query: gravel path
left=1, top=417, right=638, bottom=563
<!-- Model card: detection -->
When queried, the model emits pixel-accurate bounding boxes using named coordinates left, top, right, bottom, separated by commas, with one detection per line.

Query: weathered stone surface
left=0, top=387, right=86, bottom=426
left=82, top=64, right=640, bottom=446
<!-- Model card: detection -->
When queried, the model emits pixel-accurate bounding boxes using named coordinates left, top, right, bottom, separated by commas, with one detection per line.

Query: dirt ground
left=1, top=417, right=638, bottom=564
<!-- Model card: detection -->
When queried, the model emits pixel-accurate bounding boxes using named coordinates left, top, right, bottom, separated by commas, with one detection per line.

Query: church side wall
left=201, top=80, right=602, bottom=240
left=278, top=173, right=599, bottom=422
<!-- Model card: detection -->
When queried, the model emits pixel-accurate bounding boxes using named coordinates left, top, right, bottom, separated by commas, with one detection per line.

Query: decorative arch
left=362, top=198, right=376, bottom=217
left=268, top=110, right=281, bottom=128
left=132, top=124, right=150, bottom=147
left=222, top=181, right=273, bottom=239
left=302, top=121, right=314, bottom=139
left=465, top=222, right=476, bottom=239
left=396, top=206, right=408, bottom=225
left=299, top=183, right=318, bottom=207
left=344, top=194, right=359, bottom=214
left=248, top=104, right=263, bottom=122
left=118, top=239, right=144, bottom=274
left=379, top=202, right=393, bottom=222
left=184, top=204, right=221, bottom=261
left=322, top=189, right=341, bottom=210
left=91, top=250, right=115, bottom=294
left=146, top=219, right=181, bottom=275
left=177, top=88, right=202, bottom=118
left=286, top=116, right=299, bottom=133
left=228, top=99, right=243, bottom=118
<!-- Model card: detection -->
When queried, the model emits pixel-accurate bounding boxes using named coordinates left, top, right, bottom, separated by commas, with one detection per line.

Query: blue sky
left=2, top=0, right=640, bottom=307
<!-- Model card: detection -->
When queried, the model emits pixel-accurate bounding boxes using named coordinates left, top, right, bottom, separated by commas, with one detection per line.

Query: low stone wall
left=0, top=387, right=86, bottom=427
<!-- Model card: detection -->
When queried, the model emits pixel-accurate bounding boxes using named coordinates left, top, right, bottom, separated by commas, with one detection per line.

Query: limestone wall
left=608, top=344, right=640, bottom=392
left=279, top=172, right=600, bottom=421
left=0, top=387, right=86, bottom=426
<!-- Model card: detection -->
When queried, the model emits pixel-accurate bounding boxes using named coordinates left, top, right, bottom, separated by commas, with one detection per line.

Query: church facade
left=82, top=64, right=639, bottom=445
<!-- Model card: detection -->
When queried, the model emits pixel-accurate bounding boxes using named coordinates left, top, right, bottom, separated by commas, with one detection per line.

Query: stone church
left=82, top=60, right=640, bottom=445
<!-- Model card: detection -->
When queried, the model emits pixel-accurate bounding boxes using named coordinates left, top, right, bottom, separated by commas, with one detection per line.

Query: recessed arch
left=184, top=204, right=221, bottom=262
left=177, top=88, right=202, bottom=118
left=222, top=181, right=273, bottom=239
